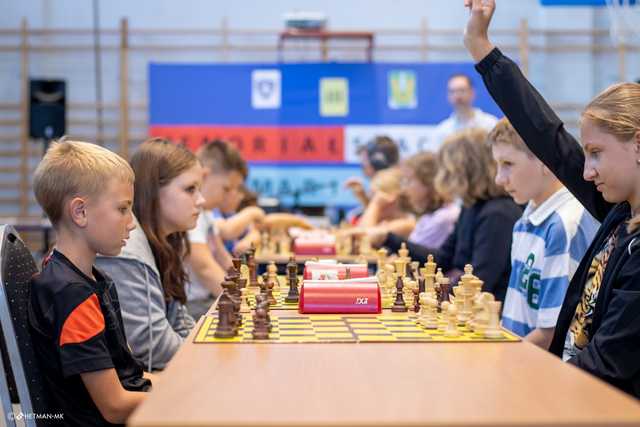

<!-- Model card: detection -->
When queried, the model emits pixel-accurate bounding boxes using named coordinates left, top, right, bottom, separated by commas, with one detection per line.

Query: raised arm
left=463, top=0, right=614, bottom=221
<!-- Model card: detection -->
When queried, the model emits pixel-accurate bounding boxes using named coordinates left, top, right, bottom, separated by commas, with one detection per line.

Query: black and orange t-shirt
left=29, top=250, right=150, bottom=426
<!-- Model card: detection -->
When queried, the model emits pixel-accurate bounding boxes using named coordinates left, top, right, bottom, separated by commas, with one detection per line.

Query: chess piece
left=239, top=287, right=251, bottom=313
left=376, top=248, right=388, bottom=277
left=391, top=275, right=408, bottom=312
left=470, top=292, right=494, bottom=334
left=412, top=281, right=421, bottom=313
left=246, top=245, right=259, bottom=288
left=484, top=301, right=503, bottom=339
left=345, top=267, right=352, bottom=280
left=398, top=242, right=410, bottom=262
left=255, top=294, right=272, bottom=332
left=444, top=303, right=461, bottom=337
left=285, top=256, right=300, bottom=303
left=470, top=278, right=484, bottom=296
left=232, top=257, right=242, bottom=273
left=252, top=306, right=270, bottom=339
left=410, top=261, right=420, bottom=281
left=267, top=261, right=279, bottom=290
left=266, top=274, right=277, bottom=305
left=439, top=301, right=450, bottom=332
left=418, top=294, right=438, bottom=329
left=214, top=294, right=237, bottom=338
left=437, top=273, right=451, bottom=308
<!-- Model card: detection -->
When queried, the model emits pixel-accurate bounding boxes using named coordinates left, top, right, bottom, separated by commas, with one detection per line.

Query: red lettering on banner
left=149, top=126, right=345, bottom=162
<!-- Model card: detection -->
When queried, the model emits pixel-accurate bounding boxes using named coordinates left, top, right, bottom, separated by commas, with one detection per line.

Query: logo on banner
left=320, top=78, right=349, bottom=117
left=388, top=70, right=417, bottom=109
left=252, top=69, right=281, bottom=109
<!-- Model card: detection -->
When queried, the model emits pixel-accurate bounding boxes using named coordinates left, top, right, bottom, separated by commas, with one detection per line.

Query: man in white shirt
left=432, top=74, right=499, bottom=147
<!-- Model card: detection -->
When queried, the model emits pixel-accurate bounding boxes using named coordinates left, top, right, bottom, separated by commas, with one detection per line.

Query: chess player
left=464, top=0, right=640, bottom=398
left=488, top=118, right=598, bottom=349
left=97, top=138, right=201, bottom=371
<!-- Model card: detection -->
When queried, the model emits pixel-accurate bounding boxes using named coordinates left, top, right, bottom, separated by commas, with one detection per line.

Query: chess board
left=194, top=313, right=521, bottom=344
left=245, top=287, right=298, bottom=310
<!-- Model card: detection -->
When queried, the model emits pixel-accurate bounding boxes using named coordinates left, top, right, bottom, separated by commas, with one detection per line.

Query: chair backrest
left=0, top=225, right=49, bottom=426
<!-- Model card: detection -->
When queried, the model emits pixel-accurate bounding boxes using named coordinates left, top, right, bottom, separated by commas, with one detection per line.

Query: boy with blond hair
left=29, top=139, right=150, bottom=425
left=489, top=119, right=599, bottom=349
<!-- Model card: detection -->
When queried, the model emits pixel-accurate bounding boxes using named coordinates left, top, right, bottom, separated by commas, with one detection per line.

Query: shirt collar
left=522, top=187, right=573, bottom=226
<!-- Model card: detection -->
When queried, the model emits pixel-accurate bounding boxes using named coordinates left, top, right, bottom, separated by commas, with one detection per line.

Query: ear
left=634, top=130, right=640, bottom=154
left=68, top=197, right=89, bottom=228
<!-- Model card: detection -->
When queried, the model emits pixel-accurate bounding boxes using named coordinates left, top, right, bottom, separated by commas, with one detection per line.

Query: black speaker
left=29, top=79, right=66, bottom=140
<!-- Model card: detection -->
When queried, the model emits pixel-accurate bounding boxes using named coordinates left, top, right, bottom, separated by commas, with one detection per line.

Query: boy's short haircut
left=197, top=140, right=248, bottom=179
left=487, top=117, right=534, bottom=157
left=33, top=138, right=134, bottom=226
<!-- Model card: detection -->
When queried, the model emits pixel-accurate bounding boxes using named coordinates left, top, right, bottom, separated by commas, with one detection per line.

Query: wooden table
left=130, top=315, right=640, bottom=427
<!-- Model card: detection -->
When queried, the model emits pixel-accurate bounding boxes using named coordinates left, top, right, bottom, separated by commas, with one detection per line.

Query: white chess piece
left=484, top=301, right=503, bottom=339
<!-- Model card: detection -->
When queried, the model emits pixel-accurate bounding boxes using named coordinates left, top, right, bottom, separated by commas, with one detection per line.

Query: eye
left=185, top=185, right=197, bottom=193
left=119, top=206, right=128, bottom=214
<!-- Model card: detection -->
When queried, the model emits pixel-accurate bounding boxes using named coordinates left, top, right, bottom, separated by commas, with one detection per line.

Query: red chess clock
left=299, top=278, right=381, bottom=314
left=303, top=262, right=369, bottom=280
left=293, top=232, right=336, bottom=256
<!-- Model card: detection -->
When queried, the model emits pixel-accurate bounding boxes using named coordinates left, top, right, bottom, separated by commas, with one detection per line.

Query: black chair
left=0, top=225, right=49, bottom=426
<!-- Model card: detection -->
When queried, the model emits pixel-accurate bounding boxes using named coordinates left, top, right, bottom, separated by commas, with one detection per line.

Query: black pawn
left=214, top=295, right=236, bottom=338
left=252, top=307, right=270, bottom=340
left=285, top=257, right=300, bottom=303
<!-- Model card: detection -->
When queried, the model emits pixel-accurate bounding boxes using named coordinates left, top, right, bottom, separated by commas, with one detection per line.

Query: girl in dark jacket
left=463, top=0, right=640, bottom=398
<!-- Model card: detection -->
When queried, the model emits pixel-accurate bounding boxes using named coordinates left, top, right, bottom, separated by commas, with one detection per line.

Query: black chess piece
left=418, top=277, right=425, bottom=294
left=413, top=287, right=420, bottom=313
left=392, top=275, right=408, bottom=313
left=285, top=257, right=300, bottom=303
left=351, top=235, right=359, bottom=256
left=247, top=244, right=259, bottom=287
left=214, top=294, right=236, bottom=338
left=252, top=306, right=269, bottom=340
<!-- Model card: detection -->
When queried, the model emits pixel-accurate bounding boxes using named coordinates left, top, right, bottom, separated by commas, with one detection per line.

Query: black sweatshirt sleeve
left=475, top=48, right=614, bottom=222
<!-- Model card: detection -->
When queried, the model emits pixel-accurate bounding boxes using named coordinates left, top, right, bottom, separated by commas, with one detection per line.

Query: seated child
left=185, top=140, right=256, bottom=318
left=97, top=138, right=201, bottom=371
left=489, top=118, right=598, bottom=349
left=29, top=139, right=150, bottom=425
left=401, top=151, right=460, bottom=249
left=358, top=167, right=416, bottom=238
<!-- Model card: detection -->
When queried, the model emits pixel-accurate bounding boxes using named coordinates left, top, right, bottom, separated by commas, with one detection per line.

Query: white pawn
left=444, top=303, right=461, bottom=337
left=422, top=296, right=438, bottom=329
left=439, top=301, right=450, bottom=332
left=484, top=301, right=503, bottom=339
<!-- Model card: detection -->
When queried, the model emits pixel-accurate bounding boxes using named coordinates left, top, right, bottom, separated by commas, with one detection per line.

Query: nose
left=583, top=158, right=597, bottom=182
left=494, top=167, right=507, bottom=187
left=126, top=212, right=136, bottom=232
left=195, top=190, right=206, bottom=208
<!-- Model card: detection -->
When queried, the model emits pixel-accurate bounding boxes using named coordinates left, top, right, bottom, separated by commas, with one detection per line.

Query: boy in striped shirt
left=489, top=119, right=599, bottom=349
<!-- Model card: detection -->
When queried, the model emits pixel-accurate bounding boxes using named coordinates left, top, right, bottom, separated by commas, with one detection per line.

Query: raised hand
left=463, top=0, right=496, bottom=62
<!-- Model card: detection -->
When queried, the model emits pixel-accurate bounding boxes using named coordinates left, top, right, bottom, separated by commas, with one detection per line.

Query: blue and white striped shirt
left=501, top=188, right=599, bottom=337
